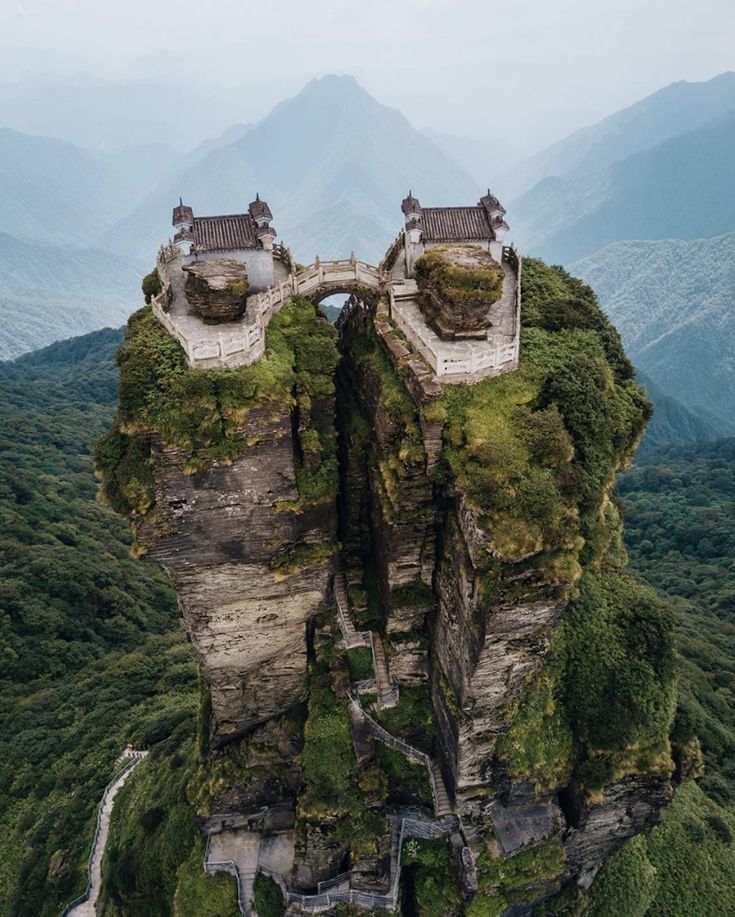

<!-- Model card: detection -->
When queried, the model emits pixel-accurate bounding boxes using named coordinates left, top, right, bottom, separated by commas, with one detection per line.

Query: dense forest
left=0, top=331, right=207, bottom=916
left=582, top=439, right=735, bottom=916
left=1, top=325, right=735, bottom=916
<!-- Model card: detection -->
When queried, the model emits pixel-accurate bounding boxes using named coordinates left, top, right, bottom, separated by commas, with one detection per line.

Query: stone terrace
left=151, top=236, right=520, bottom=385
left=387, top=246, right=520, bottom=384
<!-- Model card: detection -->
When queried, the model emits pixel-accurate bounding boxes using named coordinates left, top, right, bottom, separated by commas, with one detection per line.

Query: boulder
left=184, top=258, right=250, bottom=321
left=415, top=244, right=503, bottom=340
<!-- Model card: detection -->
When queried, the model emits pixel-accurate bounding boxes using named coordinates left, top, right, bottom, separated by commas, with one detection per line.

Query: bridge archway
left=290, top=258, right=383, bottom=305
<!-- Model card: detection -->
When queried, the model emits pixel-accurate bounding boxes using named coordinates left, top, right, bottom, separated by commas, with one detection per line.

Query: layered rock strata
left=415, top=245, right=503, bottom=340
left=145, top=404, right=335, bottom=743
left=183, top=257, right=249, bottom=320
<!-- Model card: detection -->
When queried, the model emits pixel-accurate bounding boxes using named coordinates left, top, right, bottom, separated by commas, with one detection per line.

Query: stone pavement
left=205, top=829, right=262, bottom=911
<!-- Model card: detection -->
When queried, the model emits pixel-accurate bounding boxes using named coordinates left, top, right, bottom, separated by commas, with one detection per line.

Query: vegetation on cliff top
left=438, top=260, right=677, bottom=799
left=95, top=295, right=339, bottom=547
left=441, top=258, right=649, bottom=575
left=414, top=246, right=503, bottom=330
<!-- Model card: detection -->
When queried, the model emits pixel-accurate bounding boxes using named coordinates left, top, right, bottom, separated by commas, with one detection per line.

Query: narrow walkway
left=63, top=749, right=148, bottom=917
left=334, top=572, right=399, bottom=710
left=204, top=574, right=458, bottom=914
left=349, top=698, right=453, bottom=820
left=154, top=251, right=384, bottom=370
left=387, top=256, right=520, bottom=382
left=333, top=571, right=452, bottom=819
left=204, top=830, right=261, bottom=916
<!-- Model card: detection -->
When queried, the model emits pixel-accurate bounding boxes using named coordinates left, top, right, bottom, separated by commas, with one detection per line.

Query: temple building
left=172, top=194, right=278, bottom=293
left=401, top=190, right=510, bottom=275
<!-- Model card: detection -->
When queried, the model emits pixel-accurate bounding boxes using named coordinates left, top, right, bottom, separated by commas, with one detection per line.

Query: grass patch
left=346, top=647, right=374, bottom=682
left=439, top=259, right=649, bottom=577
left=476, top=840, right=564, bottom=896
left=374, top=744, right=432, bottom=808
left=253, top=871, right=285, bottom=917
left=378, top=686, right=436, bottom=752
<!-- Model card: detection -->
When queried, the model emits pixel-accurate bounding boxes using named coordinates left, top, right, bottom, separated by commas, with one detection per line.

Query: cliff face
left=333, top=259, right=676, bottom=910
left=96, top=299, right=339, bottom=746
left=99, top=261, right=677, bottom=915
left=143, top=408, right=333, bottom=741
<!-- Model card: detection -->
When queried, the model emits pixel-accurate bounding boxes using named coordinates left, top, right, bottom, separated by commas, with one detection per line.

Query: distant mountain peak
left=283, top=73, right=378, bottom=112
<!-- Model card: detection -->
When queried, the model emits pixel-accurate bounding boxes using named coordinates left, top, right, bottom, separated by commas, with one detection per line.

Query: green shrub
left=563, top=572, right=676, bottom=760
left=475, top=841, right=564, bottom=895
left=586, top=835, right=657, bottom=917
left=415, top=248, right=503, bottom=308
left=253, top=872, right=285, bottom=917
left=142, top=268, right=162, bottom=304
left=402, top=838, right=462, bottom=917
left=589, top=783, right=735, bottom=917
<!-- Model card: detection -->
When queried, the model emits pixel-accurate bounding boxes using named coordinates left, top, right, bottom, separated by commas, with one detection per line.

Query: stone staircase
left=334, top=573, right=371, bottom=650
left=371, top=635, right=399, bottom=710
left=349, top=698, right=455, bottom=823
left=429, top=761, right=453, bottom=819
left=334, top=572, right=399, bottom=710
left=204, top=829, right=261, bottom=916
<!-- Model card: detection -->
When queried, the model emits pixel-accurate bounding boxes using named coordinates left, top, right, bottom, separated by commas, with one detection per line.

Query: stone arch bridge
left=248, top=255, right=384, bottom=314
left=152, top=251, right=385, bottom=371
left=153, top=243, right=520, bottom=382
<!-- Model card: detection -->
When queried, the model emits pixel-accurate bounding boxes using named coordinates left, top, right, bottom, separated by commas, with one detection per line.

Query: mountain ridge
left=500, top=71, right=735, bottom=199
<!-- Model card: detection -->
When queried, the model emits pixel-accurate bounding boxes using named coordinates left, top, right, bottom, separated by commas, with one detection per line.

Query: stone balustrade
left=152, top=242, right=521, bottom=384
left=154, top=256, right=385, bottom=370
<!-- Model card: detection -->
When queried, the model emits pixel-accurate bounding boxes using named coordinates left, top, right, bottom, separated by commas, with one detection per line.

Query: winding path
left=203, top=574, right=464, bottom=914
left=63, top=750, right=148, bottom=917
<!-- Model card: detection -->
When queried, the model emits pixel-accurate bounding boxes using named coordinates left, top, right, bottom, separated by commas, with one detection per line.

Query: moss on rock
left=96, top=296, right=340, bottom=546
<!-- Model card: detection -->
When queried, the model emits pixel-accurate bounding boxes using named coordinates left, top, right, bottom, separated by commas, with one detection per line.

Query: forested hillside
left=0, top=330, right=202, bottom=917
left=513, top=110, right=735, bottom=264
left=572, top=233, right=735, bottom=430
left=582, top=439, right=735, bottom=917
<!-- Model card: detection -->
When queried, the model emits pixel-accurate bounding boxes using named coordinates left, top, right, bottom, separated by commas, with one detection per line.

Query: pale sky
left=1, top=0, right=734, bottom=151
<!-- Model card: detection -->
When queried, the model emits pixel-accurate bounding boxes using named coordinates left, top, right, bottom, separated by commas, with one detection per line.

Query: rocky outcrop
left=183, top=258, right=249, bottom=320
left=563, top=774, right=672, bottom=887
left=101, top=256, right=675, bottom=915
left=415, top=245, right=502, bottom=340
left=143, top=407, right=335, bottom=745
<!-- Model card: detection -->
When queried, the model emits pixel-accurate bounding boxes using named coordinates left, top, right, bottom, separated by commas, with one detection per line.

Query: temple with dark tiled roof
left=171, top=194, right=278, bottom=292
left=401, top=189, right=510, bottom=275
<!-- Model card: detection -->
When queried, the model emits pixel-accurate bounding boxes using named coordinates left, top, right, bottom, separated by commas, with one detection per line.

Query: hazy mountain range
left=0, top=75, right=483, bottom=358
left=104, top=75, right=481, bottom=263
left=1, top=69, right=734, bottom=448
left=0, top=232, right=139, bottom=361
left=500, top=71, right=735, bottom=200
left=573, top=232, right=735, bottom=430
left=513, top=109, right=735, bottom=263
left=0, top=74, right=278, bottom=151
left=507, top=71, right=735, bottom=434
